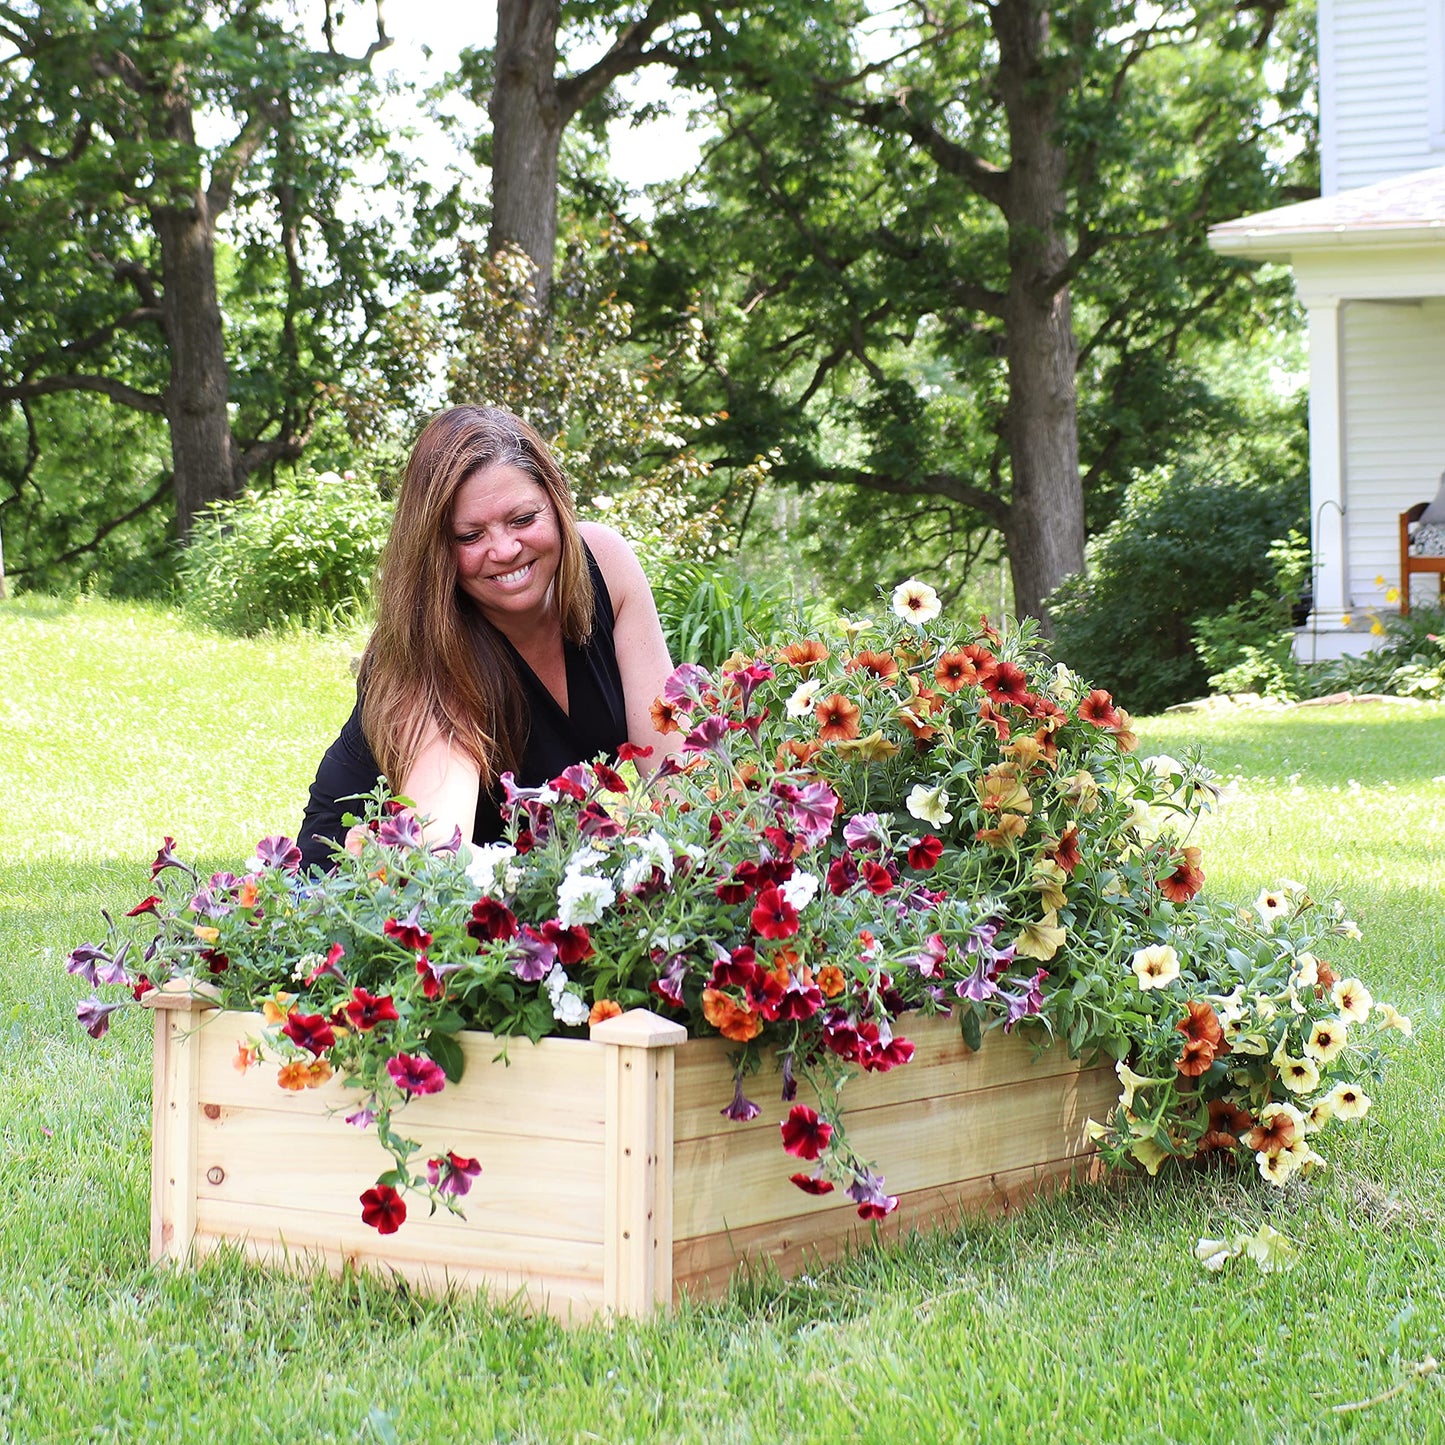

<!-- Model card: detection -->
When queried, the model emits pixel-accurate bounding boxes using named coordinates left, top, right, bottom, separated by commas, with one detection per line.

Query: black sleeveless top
left=297, top=546, right=628, bottom=870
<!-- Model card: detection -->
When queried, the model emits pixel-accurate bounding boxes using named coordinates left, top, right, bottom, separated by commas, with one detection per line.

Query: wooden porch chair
left=1400, top=503, right=1445, bottom=616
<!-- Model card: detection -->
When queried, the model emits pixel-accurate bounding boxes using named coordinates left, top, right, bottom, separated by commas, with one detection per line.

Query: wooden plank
left=673, top=1062, right=1117, bottom=1240
left=672, top=1015, right=1085, bottom=1142
left=194, top=1106, right=608, bottom=1246
left=597, top=1011, right=685, bottom=1318
left=148, top=1009, right=203, bottom=1262
left=193, top=1012, right=608, bottom=1144
left=189, top=1223, right=606, bottom=1323
left=673, top=1154, right=1108, bottom=1303
left=193, top=1195, right=604, bottom=1290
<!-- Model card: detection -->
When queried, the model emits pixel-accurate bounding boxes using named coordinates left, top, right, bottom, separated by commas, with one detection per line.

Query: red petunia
left=750, top=885, right=800, bottom=940
left=540, top=920, right=594, bottom=965
left=383, top=909, right=433, bottom=953
left=860, top=859, right=896, bottom=896
left=906, top=835, right=944, bottom=871
left=281, top=1010, right=335, bottom=1057
left=125, top=895, right=163, bottom=918
left=789, top=1172, right=836, bottom=1195
left=984, top=660, right=1030, bottom=706
left=360, top=1183, right=407, bottom=1234
left=416, top=956, right=443, bottom=1000
left=616, top=741, right=654, bottom=763
left=592, top=761, right=629, bottom=792
left=386, top=1053, right=447, bottom=1097
left=467, top=896, right=519, bottom=943
left=344, top=987, right=399, bottom=1032
left=1078, top=689, right=1122, bottom=730
left=780, top=1104, right=833, bottom=1160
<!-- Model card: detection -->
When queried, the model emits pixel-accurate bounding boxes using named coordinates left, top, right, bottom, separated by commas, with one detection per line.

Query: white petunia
left=556, top=870, right=616, bottom=928
left=906, top=782, right=953, bottom=828
left=890, top=578, right=942, bottom=625
left=620, top=829, right=675, bottom=891
left=465, top=843, right=520, bottom=896
left=786, top=679, right=823, bottom=718
left=1332, top=977, right=1373, bottom=1023
left=542, top=963, right=590, bottom=1027
left=780, top=872, right=820, bottom=911
left=1254, top=887, right=1291, bottom=926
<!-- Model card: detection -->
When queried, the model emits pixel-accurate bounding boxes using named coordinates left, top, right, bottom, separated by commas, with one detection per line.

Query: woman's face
left=450, top=462, right=563, bottom=630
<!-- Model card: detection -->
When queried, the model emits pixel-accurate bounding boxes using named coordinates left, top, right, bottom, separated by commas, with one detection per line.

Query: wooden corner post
left=141, top=981, right=220, bottom=1266
left=591, top=1009, right=688, bottom=1319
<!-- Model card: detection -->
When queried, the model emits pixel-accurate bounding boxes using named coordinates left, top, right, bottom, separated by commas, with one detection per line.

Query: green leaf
left=427, top=1029, right=466, bottom=1084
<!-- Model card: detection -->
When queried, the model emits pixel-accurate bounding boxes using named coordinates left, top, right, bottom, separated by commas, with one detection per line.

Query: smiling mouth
left=490, top=561, right=533, bottom=585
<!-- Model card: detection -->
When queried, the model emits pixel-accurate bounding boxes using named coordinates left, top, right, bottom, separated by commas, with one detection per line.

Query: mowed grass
left=2, top=595, right=1443, bottom=1444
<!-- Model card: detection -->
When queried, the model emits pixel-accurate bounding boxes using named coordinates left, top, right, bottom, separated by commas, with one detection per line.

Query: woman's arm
left=578, top=521, right=684, bottom=770
left=399, top=719, right=483, bottom=848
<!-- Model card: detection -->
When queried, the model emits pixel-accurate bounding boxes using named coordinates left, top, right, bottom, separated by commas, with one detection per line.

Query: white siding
left=1322, top=0, right=1445, bottom=193
left=1340, top=297, right=1445, bottom=609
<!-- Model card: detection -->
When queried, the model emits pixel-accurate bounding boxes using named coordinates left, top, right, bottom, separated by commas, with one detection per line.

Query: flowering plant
left=69, top=581, right=1409, bottom=1234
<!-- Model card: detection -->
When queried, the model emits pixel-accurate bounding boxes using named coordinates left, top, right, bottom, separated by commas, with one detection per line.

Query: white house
left=1208, top=0, right=1445, bottom=659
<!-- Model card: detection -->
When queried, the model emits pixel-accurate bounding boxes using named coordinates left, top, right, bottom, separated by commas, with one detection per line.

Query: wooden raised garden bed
left=145, top=989, right=1116, bottom=1323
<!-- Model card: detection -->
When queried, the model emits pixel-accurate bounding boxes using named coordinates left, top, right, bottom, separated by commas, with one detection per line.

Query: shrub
left=179, top=471, right=391, bottom=634
left=1300, top=605, right=1445, bottom=699
left=1048, top=464, right=1306, bottom=715
left=648, top=554, right=792, bottom=668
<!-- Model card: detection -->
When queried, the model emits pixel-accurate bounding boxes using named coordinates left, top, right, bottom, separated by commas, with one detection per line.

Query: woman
left=298, top=405, right=679, bottom=869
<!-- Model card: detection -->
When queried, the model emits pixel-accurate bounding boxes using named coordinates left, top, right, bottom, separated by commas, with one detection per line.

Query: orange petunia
left=778, top=639, right=830, bottom=670
left=276, top=1060, right=312, bottom=1092
left=589, top=999, right=623, bottom=1026
left=815, top=693, right=862, bottom=743
left=1177, top=1000, right=1225, bottom=1052
left=976, top=697, right=1011, bottom=741
left=845, top=649, right=900, bottom=684
left=976, top=813, right=1029, bottom=848
left=1157, top=846, right=1205, bottom=904
left=775, top=738, right=824, bottom=769
left=976, top=762, right=1032, bottom=815
left=237, top=878, right=259, bottom=909
left=233, top=1042, right=260, bottom=1074
left=1047, top=824, right=1082, bottom=874
left=816, top=964, right=846, bottom=998
left=1176, top=1036, right=1215, bottom=1078
left=934, top=648, right=989, bottom=692
left=650, top=697, right=683, bottom=735
left=1113, top=707, right=1140, bottom=753
left=701, top=987, right=763, bottom=1042
left=306, top=1059, right=334, bottom=1088
left=1198, top=1098, right=1253, bottom=1154
left=1243, top=1108, right=1298, bottom=1157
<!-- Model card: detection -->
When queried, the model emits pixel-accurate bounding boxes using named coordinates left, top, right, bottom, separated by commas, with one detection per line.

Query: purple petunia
left=386, top=1053, right=447, bottom=1098
left=76, top=996, right=125, bottom=1040
left=721, top=1073, right=761, bottom=1122
left=509, top=926, right=558, bottom=982
left=377, top=811, right=423, bottom=850
left=250, top=835, right=302, bottom=873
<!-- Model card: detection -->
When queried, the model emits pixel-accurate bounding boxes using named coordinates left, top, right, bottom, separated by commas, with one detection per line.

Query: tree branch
left=7, top=469, right=173, bottom=576
left=811, top=465, right=1010, bottom=525
left=0, top=375, right=165, bottom=412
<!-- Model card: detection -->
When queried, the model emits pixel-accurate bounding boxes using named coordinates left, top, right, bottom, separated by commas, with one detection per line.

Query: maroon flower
left=344, top=988, right=399, bottom=1032
left=721, top=1074, right=761, bottom=1122
left=592, top=761, right=629, bottom=792
left=426, top=1151, right=482, bottom=1198
left=751, top=886, right=800, bottom=941
left=386, top=1053, right=447, bottom=1097
left=360, top=1183, right=407, bottom=1234
left=540, top=920, right=593, bottom=966
left=774, top=976, right=824, bottom=1022
left=790, top=1172, right=836, bottom=1195
left=416, top=956, right=444, bottom=1000
left=780, top=1104, right=833, bottom=1160
left=826, top=854, right=858, bottom=896
left=281, top=1011, right=336, bottom=1057
left=549, top=765, right=592, bottom=800
left=150, top=836, right=189, bottom=879
left=846, top=1167, right=898, bottom=1219
left=709, top=944, right=758, bottom=990
left=467, top=897, right=519, bottom=944
left=906, top=835, right=944, bottom=871
left=76, top=996, right=124, bottom=1040
left=984, top=660, right=1030, bottom=707
left=383, top=905, right=433, bottom=953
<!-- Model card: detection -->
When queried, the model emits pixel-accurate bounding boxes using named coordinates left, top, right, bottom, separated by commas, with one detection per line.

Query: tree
left=0, top=0, right=424, bottom=578
left=629, top=0, right=1313, bottom=625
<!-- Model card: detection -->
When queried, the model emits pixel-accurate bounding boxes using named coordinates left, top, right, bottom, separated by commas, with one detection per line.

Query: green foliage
left=1048, top=460, right=1308, bottom=715
left=1192, top=530, right=1311, bottom=699
left=647, top=554, right=792, bottom=667
left=1301, top=607, right=1445, bottom=700
left=178, top=471, right=391, bottom=635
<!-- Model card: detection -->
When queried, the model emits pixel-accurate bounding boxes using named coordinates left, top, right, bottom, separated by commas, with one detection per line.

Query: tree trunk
left=489, top=0, right=566, bottom=303
left=154, top=200, right=236, bottom=539
left=996, top=0, right=1085, bottom=631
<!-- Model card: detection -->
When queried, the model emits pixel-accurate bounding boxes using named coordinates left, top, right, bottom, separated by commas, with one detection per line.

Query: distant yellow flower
left=193, top=925, right=220, bottom=944
left=1385, top=586, right=1400, bottom=603
left=1339, top=613, right=1352, bottom=627
left=1371, top=620, right=1385, bottom=636
left=1374, top=1002, right=1413, bottom=1036
left=832, top=729, right=901, bottom=763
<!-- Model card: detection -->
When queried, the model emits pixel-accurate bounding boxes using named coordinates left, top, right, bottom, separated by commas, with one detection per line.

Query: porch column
left=1304, top=296, right=1349, bottom=624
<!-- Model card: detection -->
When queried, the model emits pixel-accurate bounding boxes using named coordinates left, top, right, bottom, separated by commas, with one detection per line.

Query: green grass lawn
left=3, top=595, right=1443, bottom=1444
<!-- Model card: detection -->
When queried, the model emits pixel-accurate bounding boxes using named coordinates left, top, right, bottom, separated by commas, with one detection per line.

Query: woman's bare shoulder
left=578, top=521, right=647, bottom=595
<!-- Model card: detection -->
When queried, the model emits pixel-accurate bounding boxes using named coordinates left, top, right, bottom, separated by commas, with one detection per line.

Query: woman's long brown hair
left=359, top=406, right=594, bottom=794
